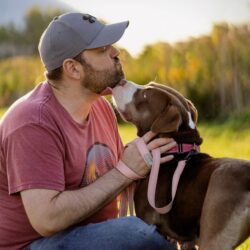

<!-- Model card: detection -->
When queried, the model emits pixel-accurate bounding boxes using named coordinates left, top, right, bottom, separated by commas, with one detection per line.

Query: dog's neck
left=159, top=128, right=203, bottom=146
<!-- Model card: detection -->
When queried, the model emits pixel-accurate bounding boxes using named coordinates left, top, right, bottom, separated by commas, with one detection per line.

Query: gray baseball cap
left=38, top=12, right=129, bottom=71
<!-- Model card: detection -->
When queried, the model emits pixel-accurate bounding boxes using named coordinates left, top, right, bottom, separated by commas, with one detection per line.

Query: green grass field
left=118, top=122, right=250, bottom=160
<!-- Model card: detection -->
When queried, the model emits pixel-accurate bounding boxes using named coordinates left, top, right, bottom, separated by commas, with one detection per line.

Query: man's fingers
left=141, top=131, right=157, bottom=144
left=160, top=154, right=174, bottom=164
left=159, top=141, right=177, bottom=154
left=147, top=137, right=176, bottom=151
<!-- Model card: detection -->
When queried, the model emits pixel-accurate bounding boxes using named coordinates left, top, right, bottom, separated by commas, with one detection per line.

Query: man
left=0, top=12, right=177, bottom=249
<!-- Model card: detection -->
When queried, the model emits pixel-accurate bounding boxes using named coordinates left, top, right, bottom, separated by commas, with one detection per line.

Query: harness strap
left=147, top=148, right=187, bottom=214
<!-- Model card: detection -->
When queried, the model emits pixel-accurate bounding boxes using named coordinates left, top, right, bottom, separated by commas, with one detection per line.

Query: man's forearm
left=22, top=168, right=131, bottom=236
left=50, top=168, right=131, bottom=230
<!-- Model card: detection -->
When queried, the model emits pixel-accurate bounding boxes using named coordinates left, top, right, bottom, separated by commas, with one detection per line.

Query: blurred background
left=0, top=0, right=250, bottom=160
left=0, top=1, right=250, bottom=247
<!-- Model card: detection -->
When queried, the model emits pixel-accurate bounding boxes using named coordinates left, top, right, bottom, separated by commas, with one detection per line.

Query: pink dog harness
left=148, top=143, right=200, bottom=214
left=117, top=138, right=200, bottom=216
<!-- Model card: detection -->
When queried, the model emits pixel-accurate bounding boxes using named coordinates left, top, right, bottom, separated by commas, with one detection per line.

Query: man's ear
left=151, top=105, right=182, bottom=133
left=62, top=59, right=82, bottom=80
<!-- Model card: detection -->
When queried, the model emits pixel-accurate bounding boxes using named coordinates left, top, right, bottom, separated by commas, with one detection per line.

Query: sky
left=62, top=0, right=250, bottom=56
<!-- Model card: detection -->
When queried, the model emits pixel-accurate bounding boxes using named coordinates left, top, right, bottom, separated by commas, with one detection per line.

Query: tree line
left=0, top=7, right=250, bottom=120
left=121, top=22, right=250, bottom=120
left=0, top=7, right=63, bottom=53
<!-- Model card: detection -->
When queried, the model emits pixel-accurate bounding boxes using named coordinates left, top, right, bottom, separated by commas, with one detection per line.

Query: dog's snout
left=116, top=79, right=127, bottom=87
left=112, top=80, right=144, bottom=112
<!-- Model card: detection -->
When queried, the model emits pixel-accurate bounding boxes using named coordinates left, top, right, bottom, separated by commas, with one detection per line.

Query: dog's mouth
left=100, top=79, right=127, bottom=96
left=117, top=79, right=127, bottom=86
left=113, top=79, right=127, bottom=89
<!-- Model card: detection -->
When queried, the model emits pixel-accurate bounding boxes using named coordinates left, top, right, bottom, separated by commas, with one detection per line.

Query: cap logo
left=82, top=14, right=96, bottom=23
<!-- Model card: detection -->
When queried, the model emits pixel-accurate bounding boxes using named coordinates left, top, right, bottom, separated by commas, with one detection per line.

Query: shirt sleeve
left=4, top=124, right=65, bottom=194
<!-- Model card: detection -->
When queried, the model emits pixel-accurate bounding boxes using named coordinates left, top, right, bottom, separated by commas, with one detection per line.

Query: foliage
left=0, top=56, right=44, bottom=107
left=0, top=6, right=249, bottom=121
left=0, top=24, right=24, bottom=45
left=0, top=6, right=64, bottom=53
left=23, top=7, right=64, bottom=50
left=121, top=22, right=250, bottom=120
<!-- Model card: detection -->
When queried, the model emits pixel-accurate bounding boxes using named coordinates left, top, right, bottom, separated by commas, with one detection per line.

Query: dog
left=112, top=80, right=250, bottom=250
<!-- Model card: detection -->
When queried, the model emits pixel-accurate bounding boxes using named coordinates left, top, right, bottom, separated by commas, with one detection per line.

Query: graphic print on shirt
left=80, top=142, right=115, bottom=186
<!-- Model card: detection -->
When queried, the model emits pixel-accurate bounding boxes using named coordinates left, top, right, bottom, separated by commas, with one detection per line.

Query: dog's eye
left=135, top=102, right=144, bottom=110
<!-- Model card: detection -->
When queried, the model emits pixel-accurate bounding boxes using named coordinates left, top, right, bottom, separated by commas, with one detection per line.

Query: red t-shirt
left=0, top=82, right=124, bottom=250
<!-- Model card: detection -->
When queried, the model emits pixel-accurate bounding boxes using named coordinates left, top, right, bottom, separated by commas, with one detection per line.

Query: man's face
left=80, top=45, right=125, bottom=94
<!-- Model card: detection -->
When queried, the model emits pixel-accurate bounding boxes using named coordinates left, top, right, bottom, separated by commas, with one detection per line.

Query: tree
left=24, top=6, right=64, bottom=52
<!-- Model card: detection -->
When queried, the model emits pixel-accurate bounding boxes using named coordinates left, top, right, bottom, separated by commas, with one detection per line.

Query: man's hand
left=121, top=131, right=176, bottom=177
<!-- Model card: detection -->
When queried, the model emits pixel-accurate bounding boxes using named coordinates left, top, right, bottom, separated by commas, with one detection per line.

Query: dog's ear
left=186, top=99, right=198, bottom=124
left=151, top=105, right=182, bottom=133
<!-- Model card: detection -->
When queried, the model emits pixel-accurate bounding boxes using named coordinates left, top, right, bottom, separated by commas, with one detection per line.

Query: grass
left=118, top=122, right=250, bottom=160
left=198, top=123, right=250, bottom=160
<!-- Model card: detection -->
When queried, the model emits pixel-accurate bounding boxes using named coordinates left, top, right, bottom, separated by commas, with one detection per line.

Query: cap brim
left=86, top=20, right=129, bottom=49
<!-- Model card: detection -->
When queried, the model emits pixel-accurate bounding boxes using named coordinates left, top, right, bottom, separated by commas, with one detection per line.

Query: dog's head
left=112, top=80, right=202, bottom=144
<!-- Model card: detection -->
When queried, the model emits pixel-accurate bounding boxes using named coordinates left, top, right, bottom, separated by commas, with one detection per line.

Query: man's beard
left=81, top=60, right=125, bottom=94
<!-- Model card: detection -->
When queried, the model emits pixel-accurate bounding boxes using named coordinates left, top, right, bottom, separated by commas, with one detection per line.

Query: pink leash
left=147, top=149, right=187, bottom=214
left=117, top=138, right=153, bottom=217
left=148, top=143, right=199, bottom=214
left=117, top=138, right=198, bottom=216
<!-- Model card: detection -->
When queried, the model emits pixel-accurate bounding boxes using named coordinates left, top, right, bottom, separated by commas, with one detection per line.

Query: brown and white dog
left=112, top=80, right=250, bottom=250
